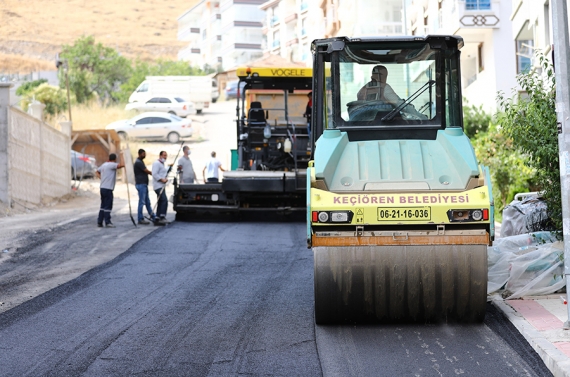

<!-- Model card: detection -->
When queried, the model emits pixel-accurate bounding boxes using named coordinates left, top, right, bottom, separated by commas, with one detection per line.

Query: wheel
left=313, top=245, right=488, bottom=324
left=117, top=131, right=127, bottom=141
left=168, top=110, right=176, bottom=115
left=167, top=132, right=180, bottom=143
left=196, top=109, right=203, bottom=114
left=212, top=98, right=218, bottom=103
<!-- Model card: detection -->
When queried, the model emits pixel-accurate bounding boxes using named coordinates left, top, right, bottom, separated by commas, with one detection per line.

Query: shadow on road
left=175, top=211, right=305, bottom=223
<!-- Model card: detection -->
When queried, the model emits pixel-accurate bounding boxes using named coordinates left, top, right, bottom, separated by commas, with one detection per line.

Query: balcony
left=284, top=13, right=298, bottom=24
left=286, top=38, right=298, bottom=47
left=177, top=46, right=201, bottom=61
left=270, top=16, right=280, bottom=27
left=177, top=27, right=201, bottom=41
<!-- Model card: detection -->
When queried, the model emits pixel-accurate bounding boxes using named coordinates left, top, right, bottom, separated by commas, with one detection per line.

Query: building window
left=516, top=39, right=534, bottom=73
left=465, top=0, right=491, bottom=10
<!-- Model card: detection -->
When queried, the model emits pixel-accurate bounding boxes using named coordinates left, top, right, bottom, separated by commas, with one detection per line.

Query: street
left=0, top=100, right=554, bottom=376
left=0, top=220, right=552, bottom=376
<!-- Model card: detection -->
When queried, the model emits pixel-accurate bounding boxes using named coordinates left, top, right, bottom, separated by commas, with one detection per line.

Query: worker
left=96, top=152, right=125, bottom=228
left=202, top=151, right=225, bottom=183
left=177, top=146, right=197, bottom=184
left=152, top=151, right=169, bottom=225
left=133, top=149, right=156, bottom=225
left=357, top=64, right=426, bottom=119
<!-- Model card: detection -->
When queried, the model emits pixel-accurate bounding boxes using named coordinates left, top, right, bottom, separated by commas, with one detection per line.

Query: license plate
left=377, top=207, right=431, bottom=221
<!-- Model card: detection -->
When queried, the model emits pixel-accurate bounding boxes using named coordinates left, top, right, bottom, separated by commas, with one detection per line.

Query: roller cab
left=308, top=35, right=494, bottom=323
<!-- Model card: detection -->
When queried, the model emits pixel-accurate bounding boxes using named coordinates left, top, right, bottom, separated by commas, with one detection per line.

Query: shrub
left=21, top=83, right=68, bottom=117
left=463, top=99, right=491, bottom=138
left=497, top=54, right=560, bottom=231
left=16, top=79, right=47, bottom=96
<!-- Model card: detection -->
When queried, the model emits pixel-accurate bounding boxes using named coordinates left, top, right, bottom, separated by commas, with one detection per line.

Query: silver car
left=105, top=112, right=193, bottom=143
left=125, top=96, right=195, bottom=117
left=71, top=150, right=96, bottom=179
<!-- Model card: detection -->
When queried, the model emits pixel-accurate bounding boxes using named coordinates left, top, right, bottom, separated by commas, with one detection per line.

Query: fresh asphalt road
left=0, top=220, right=552, bottom=376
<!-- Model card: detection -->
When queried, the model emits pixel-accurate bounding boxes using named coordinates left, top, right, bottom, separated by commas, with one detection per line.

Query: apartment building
left=177, top=0, right=266, bottom=71
left=259, top=0, right=405, bottom=66
left=406, top=0, right=517, bottom=111
left=510, top=1, right=566, bottom=72
left=259, top=0, right=324, bottom=66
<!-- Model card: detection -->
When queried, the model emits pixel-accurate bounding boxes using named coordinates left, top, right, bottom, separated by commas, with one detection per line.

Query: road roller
left=307, top=35, right=494, bottom=324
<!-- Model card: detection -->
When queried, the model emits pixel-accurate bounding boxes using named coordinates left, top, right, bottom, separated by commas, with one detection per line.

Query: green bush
left=471, top=122, right=536, bottom=219
left=463, top=99, right=491, bottom=138
left=497, top=54, right=560, bottom=231
left=21, top=83, right=68, bottom=117
left=16, top=79, right=47, bottom=96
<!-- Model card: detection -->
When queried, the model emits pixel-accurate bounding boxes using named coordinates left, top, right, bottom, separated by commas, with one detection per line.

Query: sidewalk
left=492, top=292, right=570, bottom=376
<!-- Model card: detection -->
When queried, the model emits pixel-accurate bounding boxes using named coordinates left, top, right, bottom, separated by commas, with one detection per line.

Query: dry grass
left=0, top=0, right=199, bottom=73
left=69, top=102, right=135, bottom=131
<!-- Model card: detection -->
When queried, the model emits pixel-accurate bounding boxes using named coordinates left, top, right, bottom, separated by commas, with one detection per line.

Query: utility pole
left=64, top=61, right=72, bottom=123
left=55, top=54, right=72, bottom=124
left=551, top=0, right=570, bottom=329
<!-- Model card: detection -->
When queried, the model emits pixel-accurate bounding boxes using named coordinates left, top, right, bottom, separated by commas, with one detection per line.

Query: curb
left=492, top=297, right=570, bottom=377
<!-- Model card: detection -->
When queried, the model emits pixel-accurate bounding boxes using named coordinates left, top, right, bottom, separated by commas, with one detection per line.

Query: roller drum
left=313, top=245, right=487, bottom=324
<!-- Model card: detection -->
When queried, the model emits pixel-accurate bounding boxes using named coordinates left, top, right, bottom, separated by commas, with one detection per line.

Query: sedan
left=71, top=150, right=96, bottom=179
left=105, top=112, right=192, bottom=143
left=225, top=80, right=246, bottom=100
left=125, top=97, right=195, bottom=117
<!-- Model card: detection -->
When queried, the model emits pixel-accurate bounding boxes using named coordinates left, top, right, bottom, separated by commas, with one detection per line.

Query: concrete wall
left=0, top=84, right=70, bottom=206
left=0, top=83, right=11, bottom=204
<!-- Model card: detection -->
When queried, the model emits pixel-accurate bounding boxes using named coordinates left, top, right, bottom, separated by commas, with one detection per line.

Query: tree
left=471, top=122, right=536, bottom=217
left=497, top=54, right=560, bottom=230
left=59, top=36, right=131, bottom=104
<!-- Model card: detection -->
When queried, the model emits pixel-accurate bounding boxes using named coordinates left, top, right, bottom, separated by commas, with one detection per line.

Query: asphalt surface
left=0, top=219, right=553, bottom=376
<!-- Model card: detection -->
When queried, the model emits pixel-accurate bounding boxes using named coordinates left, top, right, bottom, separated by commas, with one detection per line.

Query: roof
left=246, top=53, right=308, bottom=68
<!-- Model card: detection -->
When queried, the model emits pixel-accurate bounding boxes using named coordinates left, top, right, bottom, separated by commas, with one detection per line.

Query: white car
left=125, top=96, right=195, bottom=117
left=106, top=112, right=193, bottom=143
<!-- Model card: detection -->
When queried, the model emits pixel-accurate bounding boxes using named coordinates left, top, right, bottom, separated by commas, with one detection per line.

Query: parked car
left=225, top=80, right=246, bottom=100
left=71, top=150, right=96, bottom=179
left=105, top=112, right=193, bottom=143
left=125, top=96, right=195, bottom=117
left=212, top=77, right=219, bottom=103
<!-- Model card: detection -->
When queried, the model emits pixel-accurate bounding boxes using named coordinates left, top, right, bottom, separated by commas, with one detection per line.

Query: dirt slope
left=0, top=0, right=199, bottom=73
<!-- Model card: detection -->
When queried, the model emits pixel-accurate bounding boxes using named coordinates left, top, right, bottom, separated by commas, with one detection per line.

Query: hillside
left=0, top=0, right=199, bottom=73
